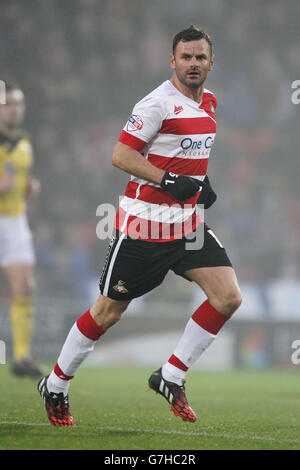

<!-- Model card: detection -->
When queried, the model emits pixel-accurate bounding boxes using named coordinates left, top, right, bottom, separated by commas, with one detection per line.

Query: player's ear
left=170, top=53, right=176, bottom=70
left=209, top=54, right=214, bottom=71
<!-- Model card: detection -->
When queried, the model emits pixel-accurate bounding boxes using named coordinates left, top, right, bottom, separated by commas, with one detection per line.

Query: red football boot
left=148, top=368, right=197, bottom=423
left=37, top=375, right=75, bottom=427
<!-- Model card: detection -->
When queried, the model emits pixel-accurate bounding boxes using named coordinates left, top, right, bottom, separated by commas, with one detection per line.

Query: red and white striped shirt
left=115, top=80, right=217, bottom=242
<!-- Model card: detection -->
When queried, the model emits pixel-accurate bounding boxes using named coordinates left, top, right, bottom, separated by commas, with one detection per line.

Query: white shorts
left=0, top=213, right=35, bottom=267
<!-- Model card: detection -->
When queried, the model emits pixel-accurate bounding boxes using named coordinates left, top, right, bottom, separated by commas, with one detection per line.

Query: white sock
left=47, top=309, right=106, bottom=395
left=47, top=323, right=97, bottom=395
left=162, top=362, right=186, bottom=386
left=173, top=318, right=216, bottom=367
left=162, top=318, right=216, bottom=385
left=48, top=372, right=71, bottom=396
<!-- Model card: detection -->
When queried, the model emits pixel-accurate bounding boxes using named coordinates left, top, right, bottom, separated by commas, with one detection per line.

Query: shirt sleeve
left=202, top=92, right=217, bottom=118
left=118, top=95, right=165, bottom=152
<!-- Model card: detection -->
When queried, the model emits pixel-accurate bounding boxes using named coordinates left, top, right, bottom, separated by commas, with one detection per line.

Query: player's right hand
left=160, top=171, right=203, bottom=201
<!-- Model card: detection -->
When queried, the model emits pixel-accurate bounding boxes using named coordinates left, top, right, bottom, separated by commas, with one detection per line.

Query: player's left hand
left=160, top=171, right=203, bottom=201
left=197, top=175, right=217, bottom=209
left=26, top=177, right=41, bottom=197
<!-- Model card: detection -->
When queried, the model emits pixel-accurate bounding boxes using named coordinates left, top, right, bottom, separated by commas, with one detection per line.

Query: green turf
left=0, top=365, right=300, bottom=450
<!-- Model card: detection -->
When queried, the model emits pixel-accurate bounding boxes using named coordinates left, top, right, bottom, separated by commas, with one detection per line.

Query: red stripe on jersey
left=159, top=117, right=216, bottom=135
left=147, top=153, right=209, bottom=176
left=118, top=130, right=147, bottom=151
left=115, top=207, right=202, bottom=242
left=124, top=181, right=200, bottom=207
left=202, top=109, right=215, bottom=120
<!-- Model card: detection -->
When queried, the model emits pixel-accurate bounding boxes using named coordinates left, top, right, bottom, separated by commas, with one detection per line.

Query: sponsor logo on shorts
left=113, top=280, right=128, bottom=294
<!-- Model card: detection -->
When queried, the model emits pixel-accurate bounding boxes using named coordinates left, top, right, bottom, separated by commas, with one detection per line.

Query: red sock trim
left=76, top=309, right=106, bottom=341
left=54, top=362, right=74, bottom=381
left=192, top=300, right=229, bottom=335
left=168, top=354, right=189, bottom=372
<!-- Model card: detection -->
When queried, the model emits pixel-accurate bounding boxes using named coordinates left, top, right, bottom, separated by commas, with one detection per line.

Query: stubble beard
left=178, top=70, right=207, bottom=91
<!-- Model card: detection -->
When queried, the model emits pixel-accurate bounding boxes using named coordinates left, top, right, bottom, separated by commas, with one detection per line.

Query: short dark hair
left=172, top=25, right=213, bottom=56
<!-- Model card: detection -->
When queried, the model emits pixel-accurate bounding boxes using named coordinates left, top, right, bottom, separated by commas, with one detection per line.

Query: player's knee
left=229, top=292, right=242, bottom=314
left=211, top=290, right=242, bottom=316
left=222, top=290, right=242, bottom=316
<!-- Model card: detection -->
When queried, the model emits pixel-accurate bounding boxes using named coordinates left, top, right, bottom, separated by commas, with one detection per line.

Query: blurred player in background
left=0, top=81, right=42, bottom=378
left=38, top=25, right=242, bottom=427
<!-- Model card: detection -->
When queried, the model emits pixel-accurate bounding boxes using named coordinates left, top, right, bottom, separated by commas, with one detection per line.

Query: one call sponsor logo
left=180, top=135, right=214, bottom=157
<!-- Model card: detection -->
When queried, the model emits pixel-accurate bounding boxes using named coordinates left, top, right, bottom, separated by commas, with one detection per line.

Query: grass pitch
left=0, top=365, right=300, bottom=450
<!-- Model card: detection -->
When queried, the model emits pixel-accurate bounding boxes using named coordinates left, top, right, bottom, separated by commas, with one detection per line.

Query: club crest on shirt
left=113, top=280, right=128, bottom=293
left=126, top=115, right=143, bottom=132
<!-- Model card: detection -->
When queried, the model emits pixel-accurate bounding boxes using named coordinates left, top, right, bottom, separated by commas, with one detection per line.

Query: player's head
left=0, top=81, right=25, bottom=130
left=171, top=25, right=214, bottom=90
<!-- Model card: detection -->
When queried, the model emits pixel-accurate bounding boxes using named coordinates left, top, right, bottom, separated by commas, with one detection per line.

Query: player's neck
left=170, top=76, right=204, bottom=104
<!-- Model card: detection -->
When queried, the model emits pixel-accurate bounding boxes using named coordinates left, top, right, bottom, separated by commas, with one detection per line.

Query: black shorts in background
left=99, top=223, right=232, bottom=301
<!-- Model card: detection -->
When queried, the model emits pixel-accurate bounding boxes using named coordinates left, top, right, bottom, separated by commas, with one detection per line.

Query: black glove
left=197, top=175, right=217, bottom=209
left=160, top=171, right=203, bottom=201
